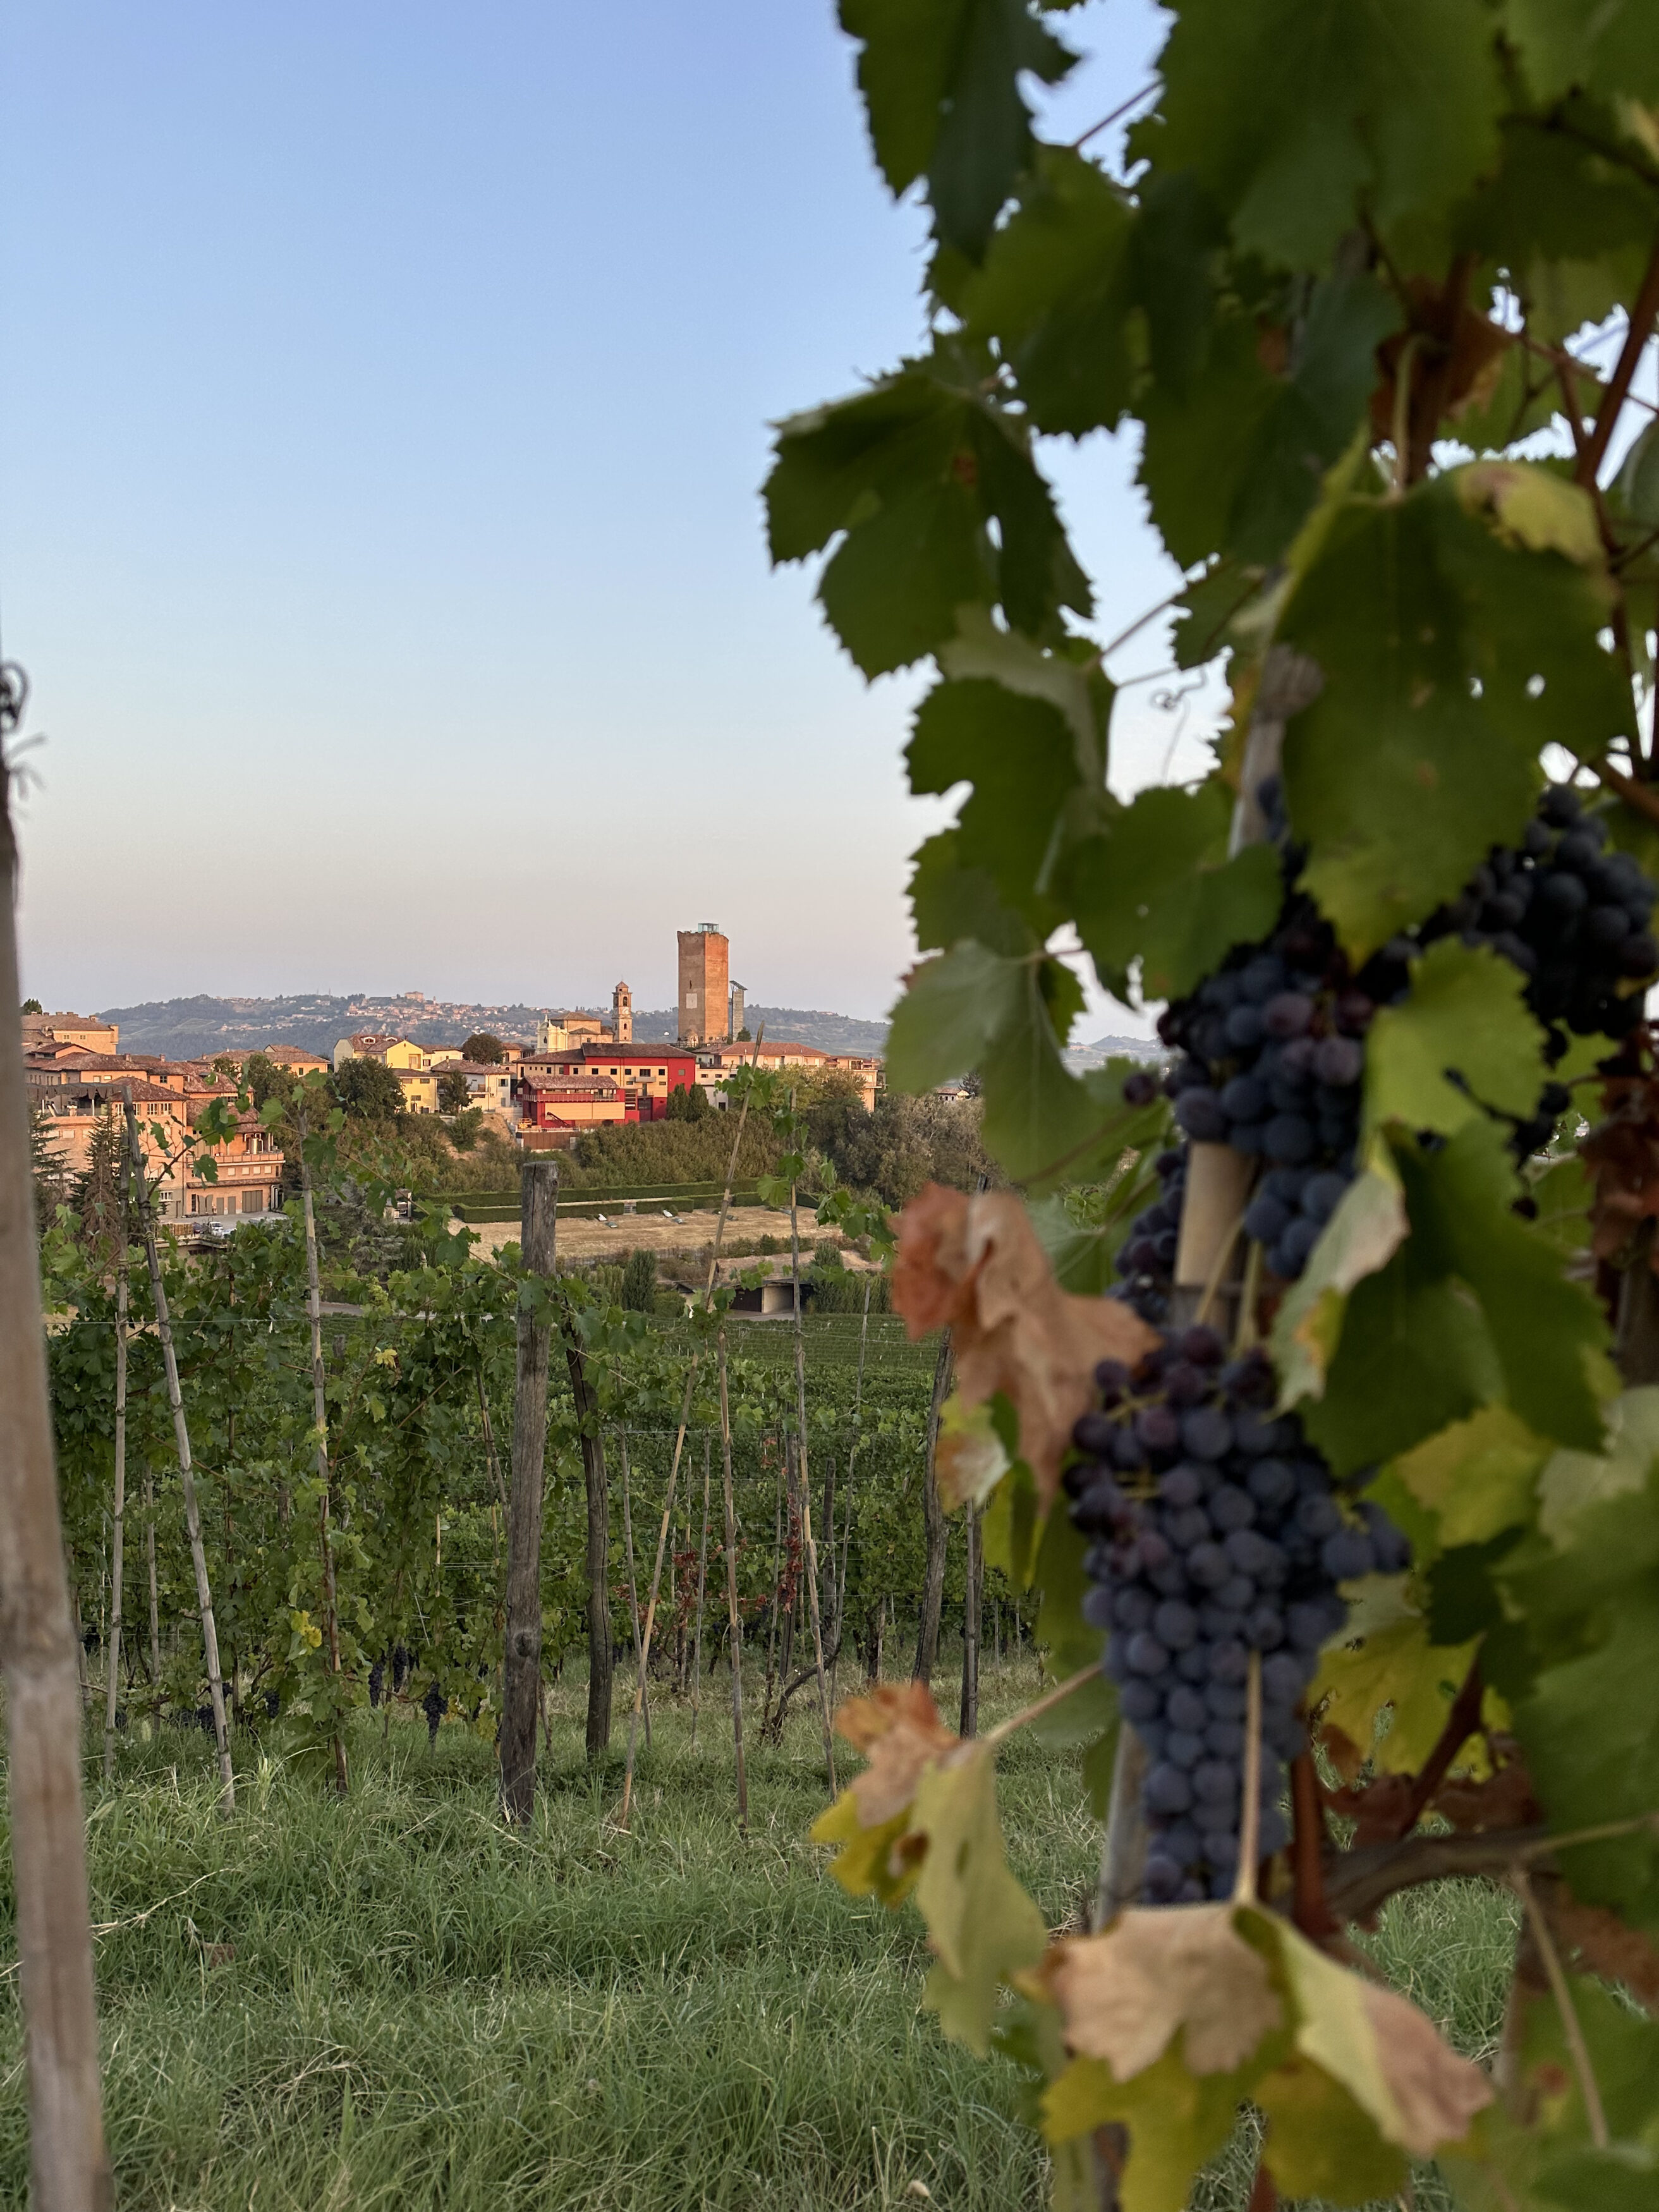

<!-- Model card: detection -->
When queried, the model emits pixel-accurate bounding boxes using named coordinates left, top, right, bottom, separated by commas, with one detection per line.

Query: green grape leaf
left=1390, top=1404, right=1550, bottom=1551
left=1537, top=1387, right=1659, bottom=1548
left=1619, top=422, right=1659, bottom=531
left=1030, top=1497, right=1114, bottom=1747
left=1301, top=1263, right=1502, bottom=1478
left=906, top=678, right=1085, bottom=930
left=913, top=1748, right=1050, bottom=2053
left=1255, top=2059, right=1409, bottom=2204
left=1143, top=0, right=1504, bottom=273
left=1504, top=0, right=1659, bottom=106
left=1138, top=315, right=1282, bottom=571
left=1273, top=1137, right=1410, bottom=1409
left=765, top=355, right=1088, bottom=676
left=1066, top=777, right=1282, bottom=1004
left=1280, top=474, right=1628, bottom=955
left=981, top=1455, right=1042, bottom=1585
left=1399, top=1119, right=1613, bottom=1454
left=885, top=942, right=1028, bottom=1093
left=961, top=145, right=1136, bottom=435
left=1364, top=939, right=1547, bottom=1136
left=978, top=964, right=1131, bottom=1186
left=838, top=0, right=1075, bottom=257
left=908, top=831, right=1040, bottom=958
left=1043, top=2044, right=1261, bottom=2212
left=1171, top=562, right=1263, bottom=671
left=1500, top=1462, right=1659, bottom=1923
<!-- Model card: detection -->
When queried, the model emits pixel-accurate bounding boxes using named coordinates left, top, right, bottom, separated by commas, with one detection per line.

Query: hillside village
left=27, top=924, right=888, bottom=1228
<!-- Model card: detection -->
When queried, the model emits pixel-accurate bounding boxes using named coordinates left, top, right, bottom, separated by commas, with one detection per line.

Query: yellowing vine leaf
left=934, top=1390, right=1011, bottom=1510
left=1310, top=1581, right=1481, bottom=1777
left=1272, top=1138, right=1408, bottom=1407
left=833, top=1680, right=964, bottom=1826
left=892, top=1184, right=1157, bottom=1507
left=1391, top=1404, right=1549, bottom=1550
left=1033, top=1903, right=1490, bottom=2211
left=913, top=1749, right=1048, bottom=2053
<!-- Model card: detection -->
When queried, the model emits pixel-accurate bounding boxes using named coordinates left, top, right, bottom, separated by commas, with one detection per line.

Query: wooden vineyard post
left=144, top=1463, right=161, bottom=1684
left=786, top=1100, right=836, bottom=1789
left=296, top=1120, right=347, bottom=1796
left=618, top=1432, right=651, bottom=1748
left=716, top=1325, right=748, bottom=1830
left=913, top=1331, right=953, bottom=1685
left=0, top=717, right=114, bottom=2212
left=562, top=1312, right=613, bottom=1763
left=690, top=1433, right=711, bottom=1746
left=125, top=1095, right=234, bottom=1811
left=499, top=1158, right=558, bottom=1825
left=101, top=1164, right=130, bottom=1783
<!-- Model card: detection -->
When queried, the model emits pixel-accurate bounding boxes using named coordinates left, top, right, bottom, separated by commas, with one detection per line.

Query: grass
left=0, top=1658, right=1518, bottom=2212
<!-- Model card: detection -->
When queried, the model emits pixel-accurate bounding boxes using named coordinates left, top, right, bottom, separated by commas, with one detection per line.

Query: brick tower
left=677, top=925, right=729, bottom=1045
left=612, top=981, right=633, bottom=1044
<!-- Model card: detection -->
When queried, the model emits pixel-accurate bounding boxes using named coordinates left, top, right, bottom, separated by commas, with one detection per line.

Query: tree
left=243, top=1052, right=295, bottom=1111
left=333, top=1056, right=404, bottom=1122
left=20, top=995, right=42, bottom=1014
left=665, top=1081, right=708, bottom=1121
left=461, top=1032, right=506, bottom=1064
left=620, top=1246, right=657, bottom=1312
left=28, top=1105, right=69, bottom=1231
left=437, top=1069, right=471, bottom=1115
left=780, top=4, right=1659, bottom=2206
left=74, top=1108, right=123, bottom=1260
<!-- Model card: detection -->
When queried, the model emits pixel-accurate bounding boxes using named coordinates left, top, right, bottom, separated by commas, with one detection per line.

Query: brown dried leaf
left=1033, top=1906, right=1284, bottom=2080
left=1431, top=1755, right=1539, bottom=1834
left=1553, top=1890, right=1659, bottom=2008
left=892, top=1184, right=1157, bottom=1508
left=834, top=1681, right=964, bottom=1827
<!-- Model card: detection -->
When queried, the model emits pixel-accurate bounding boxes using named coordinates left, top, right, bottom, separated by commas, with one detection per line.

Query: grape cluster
left=368, top=1656, right=386, bottom=1709
left=1111, top=784, right=1659, bottom=1297
left=1066, top=1325, right=1411, bottom=1903
left=423, top=1679, right=447, bottom=1744
left=1419, top=782, right=1656, bottom=1070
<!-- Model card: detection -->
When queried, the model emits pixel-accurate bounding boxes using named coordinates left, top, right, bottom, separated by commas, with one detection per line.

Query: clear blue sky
left=3, top=1, right=1206, bottom=1028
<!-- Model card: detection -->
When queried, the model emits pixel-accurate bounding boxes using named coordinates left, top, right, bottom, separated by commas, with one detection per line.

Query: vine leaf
left=1279, top=474, right=1627, bottom=957
left=1272, top=1136, right=1409, bottom=1409
left=1537, top=1388, right=1659, bottom=1548
left=1389, top=1404, right=1550, bottom=1553
left=891, top=1184, right=1157, bottom=1506
left=1065, top=777, right=1283, bottom=1004
left=1309, top=1577, right=1483, bottom=1779
left=838, top=0, right=1075, bottom=259
left=935, top=1391, right=1011, bottom=1510
left=913, top=1748, right=1050, bottom=2053
left=1143, top=0, right=1503, bottom=274
left=1364, top=939, right=1547, bottom=1136
left=811, top=1682, right=1047, bottom=2055
left=1033, top=1904, right=1490, bottom=2211
left=1502, top=0, right=1659, bottom=107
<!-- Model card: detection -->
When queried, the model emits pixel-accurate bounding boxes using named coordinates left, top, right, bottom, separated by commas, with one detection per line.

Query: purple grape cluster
left=423, top=1679, right=447, bottom=1744
left=1418, top=782, right=1656, bottom=1075
left=1065, top=1325, right=1411, bottom=1904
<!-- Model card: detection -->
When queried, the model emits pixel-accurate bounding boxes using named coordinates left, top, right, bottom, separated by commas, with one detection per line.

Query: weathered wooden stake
left=618, top=1431, right=651, bottom=1748
left=913, top=1332, right=953, bottom=1685
left=716, top=1326, right=748, bottom=1830
left=690, top=1433, right=711, bottom=1746
left=786, top=1121, right=836, bottom=1787
left=499, top=1158, right=557, bottom=1823
left=0, top=732, right=114, bottom=2211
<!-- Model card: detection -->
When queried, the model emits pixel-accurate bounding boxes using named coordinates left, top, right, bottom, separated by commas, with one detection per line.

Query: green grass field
left=0, top=1659, right=1517, bottom=2212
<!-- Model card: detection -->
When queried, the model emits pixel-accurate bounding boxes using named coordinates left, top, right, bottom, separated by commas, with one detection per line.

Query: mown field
left=0, top=1656, right=1516, bottom=2212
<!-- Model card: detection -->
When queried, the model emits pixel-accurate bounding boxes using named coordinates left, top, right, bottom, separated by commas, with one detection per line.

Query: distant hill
left=98, top=993, right=889, bottom=1060
left=1063, top=1031, right=1168, bottom=1071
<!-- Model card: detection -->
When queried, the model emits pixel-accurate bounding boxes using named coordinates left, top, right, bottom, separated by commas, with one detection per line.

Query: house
left=446, top=1061, right=516, bottom=1115
left=32, top=1077, right=283, bottom=1220
left=693, top=1040, right=884, bottom=1111
left=536, top=983, right=632, bottom=1054
left=516, top=1041, right=700, bottom=1125
left=22, top=1010, right=119, bottom=1054
left=515, top=1073, right=628, bottom=1147
left=391, top=1067, right=439, bottom=1114
left=334, top=1033, right=431, bottom=1072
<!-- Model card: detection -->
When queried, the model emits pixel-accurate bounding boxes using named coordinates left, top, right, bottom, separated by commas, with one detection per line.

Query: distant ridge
left=97, top=993, right=889, bottom=1060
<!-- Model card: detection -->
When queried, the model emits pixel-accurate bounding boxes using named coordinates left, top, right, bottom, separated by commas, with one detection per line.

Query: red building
left=514, top=1042, right=700, bottom=1132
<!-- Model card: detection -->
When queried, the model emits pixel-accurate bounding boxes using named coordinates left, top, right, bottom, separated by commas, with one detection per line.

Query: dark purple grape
left=1153, top=1600, right=1200, bottom=1651
left=1166, top=1730, right=1206, bottom=1769
left=1263, top=1112, right=1316, bottom=1164
left=1174, top=1088, right=1228, bottom=1141
left=1123, top=1068, right=1160, bottom=1106
left=1179, top=1325, right=1226, bottom=1367
left=1321, top=1528, right=1377, bottom=1580
left=1166, top=1686, right=1208, bottom=1732
left=1246, top=1457, right=1296, bottom=1509
left=1263, top=992, right=1313, bottom=1039
left=1188, top=1541, right=1232, bottom=1588
left=1311, top=1036, right=1363, bottom=1086
left=1126, top=1632, right=1172, bottom=1677
left=1208, top=1485, right=1256, bottom=1533
left=1181, top=1406, right=1232, bottom=1460
left=1145, top=1763, right=1194, bottom=1816
left=1136, top=1404, right=1182, bottom=1455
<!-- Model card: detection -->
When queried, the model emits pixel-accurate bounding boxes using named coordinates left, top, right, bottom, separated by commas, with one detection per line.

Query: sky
left=1, top=0, right=1209, bottom=1032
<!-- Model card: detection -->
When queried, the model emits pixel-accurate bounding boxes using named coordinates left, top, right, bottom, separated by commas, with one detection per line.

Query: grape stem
left=1389, top=1656, right=1485, bottom=1840
left=1289, top=1753, right=1337, bottom=1938
left=1321, top=1808, right=1659, bottom=1925
left=1513, top=1869, right=1609, bottom=2149
left=978, top=1662, right=1100, bottom=1753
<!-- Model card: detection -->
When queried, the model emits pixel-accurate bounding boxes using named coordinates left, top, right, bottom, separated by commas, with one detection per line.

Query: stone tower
left=677, top=925, right=729, bottom=1045
left=728, top=980, right=746, bottom=1041
left=612, top=981, right=633, bottom=1045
